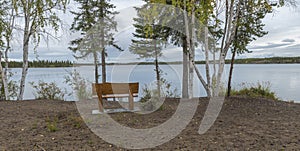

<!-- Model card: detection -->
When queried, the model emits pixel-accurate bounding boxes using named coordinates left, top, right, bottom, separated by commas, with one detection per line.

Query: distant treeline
left=108, top=56, right=300, bottom=65
left=196, top=56, right=300, bottom=64
left=74, top=56, right=300, bottom=67
left=224, top=57, right=300, bottom=64
left=1, top=60, right=73, bottom=68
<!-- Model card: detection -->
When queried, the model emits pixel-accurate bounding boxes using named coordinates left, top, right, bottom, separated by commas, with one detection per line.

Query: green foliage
left=69, top=0, right=120, bottom=55
left=140, top=77, right=179, bottom=101
left=12, top=0, right=68, bottom=49
left=0, top=72, right=19, bottom=100
left=231, top=0, right=273, bottom=55
left=130, top=4, right=169, bottom=59
left=0, top=1, right=7, bottom=48
left=64, top=70, right=91, bottom=100
left=231, top=81, right=279, bottom=101
left=69, top=0, right=121, bottom=83
left=140, top=76, right=179, bottom=111
left=46, top=117, right=59, bottom=132
left=30, top=81, right=65, bottom=100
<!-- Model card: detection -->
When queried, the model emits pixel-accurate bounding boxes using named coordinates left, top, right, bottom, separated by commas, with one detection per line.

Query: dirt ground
left=0, top=97, right=300, bottom=150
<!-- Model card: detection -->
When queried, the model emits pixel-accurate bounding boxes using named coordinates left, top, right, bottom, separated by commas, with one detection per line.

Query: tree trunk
left=93, top=52, right=99, bottom=84
left=154, top=39, right=161, bottom=98
left=0, top=53, right=9, bottom=100
left=227, top=7, right=240, bottom=97
left=182, top=36, right=189, bottom=99
left=100, top=0, right=106, bottom=84
left=215, top=0, right=237, bottom=97
left=204, top=26, right=211, bottom=97
left=193, top=62, right=211, bottom=96
left=227, top=48, right=236, bottom=97
left=18, top=43, right=29, bottom=101
left=17, top=16, right=30, bottom=101
left=188, top=10, right=196, bottom=98
left=215, top=52, right=226, bottom=96
left=101, top=48, right=106, bottom=83
left=212, top=48, right=216, bottom=96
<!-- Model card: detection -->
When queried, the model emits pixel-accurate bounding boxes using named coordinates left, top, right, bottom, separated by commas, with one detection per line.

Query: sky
left=8, top=0, right=300, bottom=62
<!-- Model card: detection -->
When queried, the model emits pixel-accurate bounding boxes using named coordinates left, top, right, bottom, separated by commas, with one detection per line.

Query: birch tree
left=213, top=0, right=292, bottom=96
left=12, top=0, right=68, bottom=100
left=226, top=0, right=296, bottom=96
left=0, top=1, right=9, bottom=100
left=146, top=0, right=290, bottom=98
left=0, top=0, right=17, bottom=100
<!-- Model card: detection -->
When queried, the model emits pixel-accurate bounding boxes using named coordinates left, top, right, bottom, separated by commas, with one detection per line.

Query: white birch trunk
left=193, top=62, right=211, bottom=95
left=17, top=15, right=30, bottom=101
left=204, top=26, right=211, bottom=97
left=0, top=53, right=9, bottom=100
left=183, top=1, right=191, bottom=98
left=188, top=9, right=196, bottom=98
left=215, top=0, right=240, bottom=96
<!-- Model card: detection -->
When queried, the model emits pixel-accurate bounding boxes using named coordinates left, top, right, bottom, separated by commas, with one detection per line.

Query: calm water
left=10, top=64, right=300, bottom=102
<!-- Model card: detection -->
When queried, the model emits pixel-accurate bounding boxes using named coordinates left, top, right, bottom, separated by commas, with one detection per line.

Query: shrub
left=64, top=70, right=91, bottom=100
left=30, top=81, right=65, bottom=100
left=139, top=77, right=179, bottom=111
left=231, top=81, right=279, bottom=101
left=0, top=71, right=19, bottom=100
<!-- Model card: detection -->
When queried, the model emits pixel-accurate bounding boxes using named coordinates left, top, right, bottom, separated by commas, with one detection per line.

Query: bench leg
left=98, top=97, right=104, bottom=112
left=129, top=93, right=134, bottom=110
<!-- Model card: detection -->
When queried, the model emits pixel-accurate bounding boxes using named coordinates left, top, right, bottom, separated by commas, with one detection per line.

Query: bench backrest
left=95, top=82, right=139, bottom=95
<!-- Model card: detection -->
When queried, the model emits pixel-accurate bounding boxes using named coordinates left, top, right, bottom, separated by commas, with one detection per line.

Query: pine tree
left=69, top=0, right=121, bottom=84
left=130, top=4, right=169, bottom=97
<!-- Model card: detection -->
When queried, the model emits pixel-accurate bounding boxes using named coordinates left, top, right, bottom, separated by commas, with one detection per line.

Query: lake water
left=9, top=64, right=300, bottom=102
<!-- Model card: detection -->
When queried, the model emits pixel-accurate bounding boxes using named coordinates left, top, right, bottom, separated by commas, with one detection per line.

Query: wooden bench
left=94, top=82, right=139, bottom=112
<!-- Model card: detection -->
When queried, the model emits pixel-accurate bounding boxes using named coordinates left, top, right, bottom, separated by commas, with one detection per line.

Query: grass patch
left=66, top=115, right=84, bottom=129
left=46, top=117, right=59, bottom=132
left=231, top=81, right=279, bottom=101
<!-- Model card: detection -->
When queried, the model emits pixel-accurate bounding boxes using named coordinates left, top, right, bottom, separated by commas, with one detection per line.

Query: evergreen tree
left=69, top=0, right=121, bottom=84
left=130, top=4, right=169, bottom=97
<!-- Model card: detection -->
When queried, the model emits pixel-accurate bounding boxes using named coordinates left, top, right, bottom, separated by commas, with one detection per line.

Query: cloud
left=285, top=44, right=300, bottom=52
left=250, top=43, right=291, bottom=50
left=8, top=0, right=300, bottom=61
left=282, top=39, right=295, bottom=43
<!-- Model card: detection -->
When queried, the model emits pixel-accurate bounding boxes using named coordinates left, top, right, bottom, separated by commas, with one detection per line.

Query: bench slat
left=102, top=93, right=138, bottom=98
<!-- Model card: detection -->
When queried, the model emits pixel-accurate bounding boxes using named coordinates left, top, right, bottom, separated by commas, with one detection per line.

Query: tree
left=69, top=0, right=121, bottom=84
left=227, top=0, right=268, bottom=96
left=130, top=4, right=169, bottom=97
left=167, top=0, right=216, bottom=97
left=226, top=0, right=296, bottom=96
left=0, top=0, right=9, bottom=100
left=0, top=0, right=17, bottom=100
left=142, top=0, right=291, bottom=98
left=12, top=0, right=68, bottom=100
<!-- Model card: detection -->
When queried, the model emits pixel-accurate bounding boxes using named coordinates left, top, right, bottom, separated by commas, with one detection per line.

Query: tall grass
left=231, top=81, right=279, bottom=101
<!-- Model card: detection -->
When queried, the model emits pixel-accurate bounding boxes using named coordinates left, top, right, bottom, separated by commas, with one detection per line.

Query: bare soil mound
left=0, top=97, right=300, bottom=150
